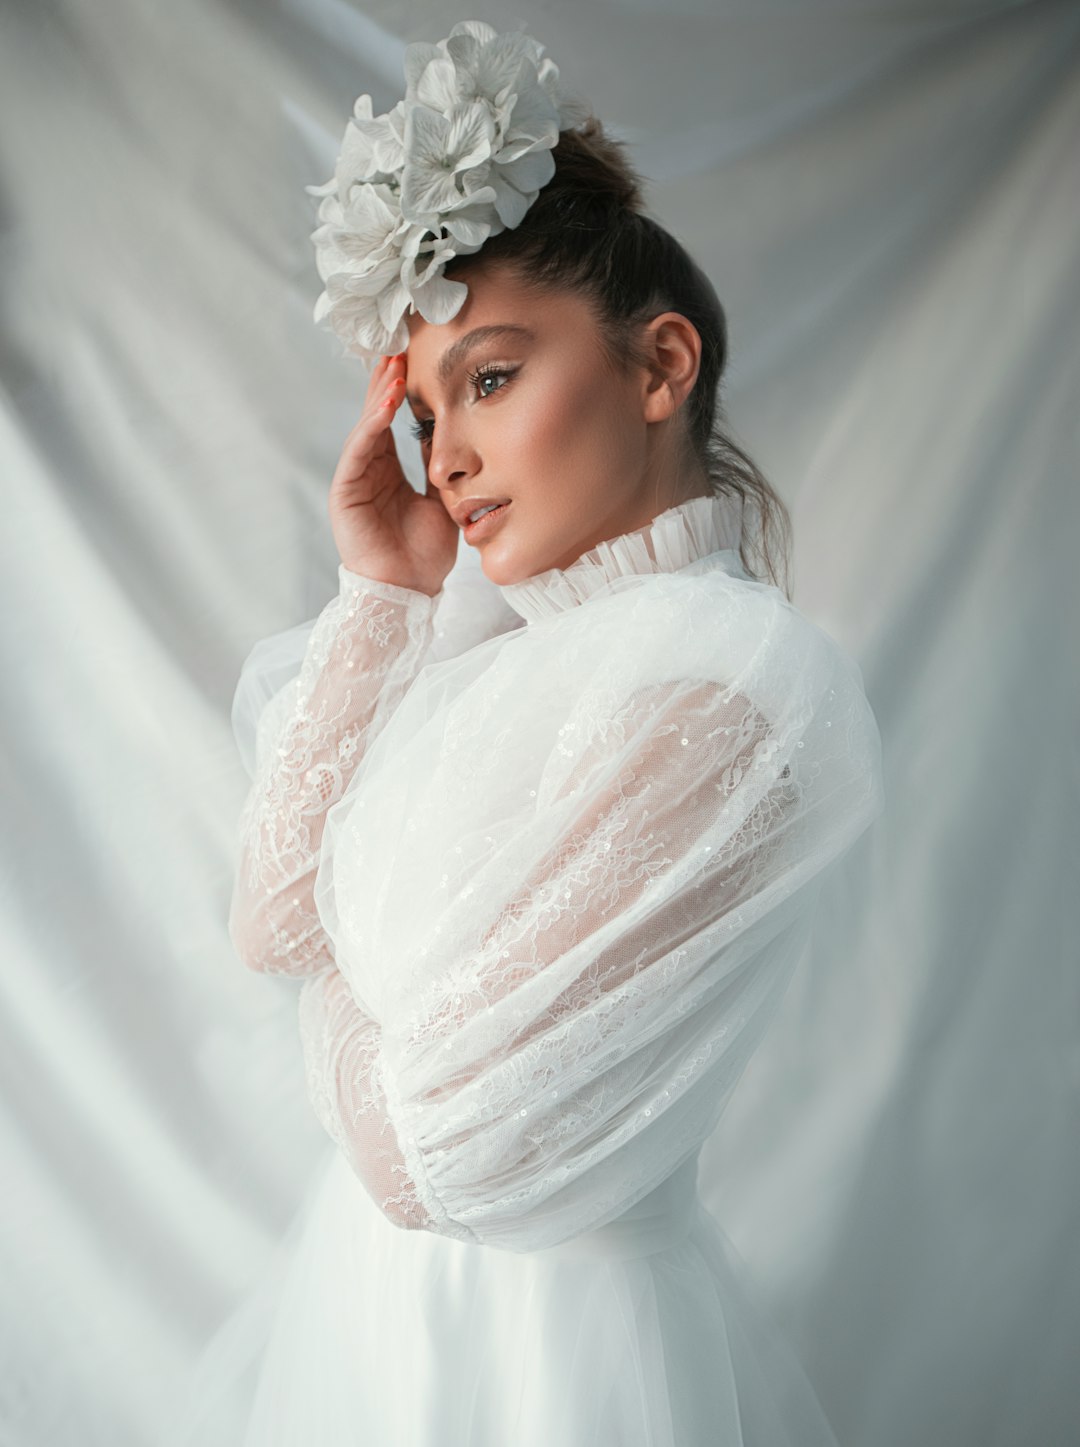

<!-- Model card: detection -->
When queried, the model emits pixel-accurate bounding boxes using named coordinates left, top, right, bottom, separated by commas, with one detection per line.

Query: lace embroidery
left=227, top=505, right=885, bottom=1250
left=228, top=568, right=440, bottom=978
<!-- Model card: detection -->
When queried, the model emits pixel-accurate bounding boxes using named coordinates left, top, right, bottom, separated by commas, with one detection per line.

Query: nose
left=424, top=412, right=480, bottom=492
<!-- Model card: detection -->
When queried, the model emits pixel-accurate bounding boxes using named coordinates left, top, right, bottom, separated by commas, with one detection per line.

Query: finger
left=343, top=355, right=408, bottom=460
left=381, top=374, right=406, bottom=409
left=364, top=352, right=398, bottom=399
left=380, top=358, right=404, bottom=393
left=359, top=370, right=403, bottom=425
left=341, top=378, right=405, bottom=464
left=375, top=358, right=407, bottom=413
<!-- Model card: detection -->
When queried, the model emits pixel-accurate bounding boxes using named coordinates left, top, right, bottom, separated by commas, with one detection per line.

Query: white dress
left=172, top=494, right=885, bottom=1446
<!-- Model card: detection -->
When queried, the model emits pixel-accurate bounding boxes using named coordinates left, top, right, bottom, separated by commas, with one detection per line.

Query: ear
left=638, top=312, right=702, bottom=424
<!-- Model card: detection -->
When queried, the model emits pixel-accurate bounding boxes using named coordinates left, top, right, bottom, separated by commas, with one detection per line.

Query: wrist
left=338, top=563, right=443, bottom=605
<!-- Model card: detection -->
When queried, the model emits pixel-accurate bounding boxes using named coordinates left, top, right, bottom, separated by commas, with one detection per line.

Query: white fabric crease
left=2, top=2, right=1077, bottom=1445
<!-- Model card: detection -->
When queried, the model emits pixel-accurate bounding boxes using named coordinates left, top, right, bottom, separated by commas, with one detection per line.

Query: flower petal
left=447, top=20, right=498, bottom=46
left=495, top=145, right=556, bottom=198
left=443, top=101, right=496, bottom=173
left=409, top=271, right=469, bottom=326
left=403, top=102, right=449, bottom=164
left=414, top=54, right=460, bottom=112
left=501, top=82, right=560, bottom=154
left=400, top=163, right=462, bottom=220
left=403, top=40, right=442, bottom=97
left=442, top=211, right=494, bottom=250
left=489, top=170, right=533, bottom=229
left=376, top=274, right=412, bottom=332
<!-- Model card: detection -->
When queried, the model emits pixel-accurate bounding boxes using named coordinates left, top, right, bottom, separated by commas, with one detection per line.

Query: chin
left=480, top=557, right=522, bottom=587
left=479, top=525, right=569, bottom=587
left=481, top=547, right=542, bottom=588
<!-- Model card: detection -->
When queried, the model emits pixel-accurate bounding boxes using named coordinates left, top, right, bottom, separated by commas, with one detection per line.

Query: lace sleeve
left=227, top=565, right=441, bottom=979
left=297, top=965, right=456, bottom=1234
left=295, top=652, right=885, bottom=1250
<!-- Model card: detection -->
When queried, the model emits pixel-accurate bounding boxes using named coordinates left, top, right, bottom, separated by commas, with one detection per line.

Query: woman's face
left=403, top=265, right=703, bottom=585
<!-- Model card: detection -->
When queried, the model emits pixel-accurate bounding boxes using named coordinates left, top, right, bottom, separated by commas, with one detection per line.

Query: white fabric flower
left=399, top=102, right=498, bottom=219
left=351, top=97, right=408, bottom=179
left=310, top=182, right=405, bottom=283
left=307, top=19, right=576, bottom=363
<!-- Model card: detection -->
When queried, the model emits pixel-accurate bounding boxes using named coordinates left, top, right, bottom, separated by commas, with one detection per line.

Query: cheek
left=504, top=370, right=632, bottom=473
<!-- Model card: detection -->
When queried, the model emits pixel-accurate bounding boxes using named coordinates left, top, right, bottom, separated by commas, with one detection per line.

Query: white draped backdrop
left=2, top=1, right=1077, bottom=1443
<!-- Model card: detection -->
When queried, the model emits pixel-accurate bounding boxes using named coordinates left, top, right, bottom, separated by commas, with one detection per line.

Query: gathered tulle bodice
left=496, top=492, right=748, bottom=624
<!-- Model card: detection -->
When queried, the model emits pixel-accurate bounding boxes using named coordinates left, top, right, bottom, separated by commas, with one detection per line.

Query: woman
left=195, top=21, right=885, bottom=1446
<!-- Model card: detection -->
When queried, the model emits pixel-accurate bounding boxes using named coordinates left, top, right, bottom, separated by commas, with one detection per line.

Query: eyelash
left=408, top=363, right=518, bottom=443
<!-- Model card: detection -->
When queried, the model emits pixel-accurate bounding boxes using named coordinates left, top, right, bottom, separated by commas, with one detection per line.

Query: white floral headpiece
left=306, top=20, right=579, bottom=363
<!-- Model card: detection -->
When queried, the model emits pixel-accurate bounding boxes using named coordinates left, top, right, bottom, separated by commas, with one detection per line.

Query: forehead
left=404, top=267, right=593, bottom=374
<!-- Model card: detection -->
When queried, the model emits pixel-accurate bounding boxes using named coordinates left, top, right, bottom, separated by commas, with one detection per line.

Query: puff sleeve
left=227, top=566, right=442, bottom=978
left=296, top=586, right=886, bottom=1252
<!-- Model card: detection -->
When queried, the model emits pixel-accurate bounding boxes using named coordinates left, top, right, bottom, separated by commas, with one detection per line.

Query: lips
left=462, top=501, right=512, bottom=541
left=452, top=496, right=512, bottom=529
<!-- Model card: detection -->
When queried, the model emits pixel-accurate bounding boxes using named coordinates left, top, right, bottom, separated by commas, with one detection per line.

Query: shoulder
left=541, top=568, right=879, bottom=772
left=535, top=564, right=825, bottom=694
left=479, top=563, right=875, bottom=736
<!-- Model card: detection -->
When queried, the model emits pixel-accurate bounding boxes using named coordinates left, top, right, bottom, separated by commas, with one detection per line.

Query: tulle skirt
left=165, top=1148, right=841, bottom=1447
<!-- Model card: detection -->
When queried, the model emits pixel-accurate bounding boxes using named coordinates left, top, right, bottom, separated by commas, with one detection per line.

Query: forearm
left=229, top=566, right=440, bottom=977
left=297, top=965, right=452, bottom=1232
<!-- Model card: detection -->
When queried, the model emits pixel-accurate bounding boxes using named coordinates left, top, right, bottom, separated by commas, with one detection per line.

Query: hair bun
left=547, top=114, right=646, bottom=215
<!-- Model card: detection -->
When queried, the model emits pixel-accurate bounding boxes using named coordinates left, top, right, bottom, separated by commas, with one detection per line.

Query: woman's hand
left=328, top=352, right=458, bottom=596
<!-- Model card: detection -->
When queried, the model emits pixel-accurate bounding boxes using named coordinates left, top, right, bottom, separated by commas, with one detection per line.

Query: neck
left=546, top=466, right=714, bottom=576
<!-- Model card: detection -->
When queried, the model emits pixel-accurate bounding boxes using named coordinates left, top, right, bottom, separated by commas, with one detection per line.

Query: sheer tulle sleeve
left=297, top=589, right=886, bottom=1252
left=230, top=557, right=523, bottom=783
left=227, top=566, right=442, bottom=978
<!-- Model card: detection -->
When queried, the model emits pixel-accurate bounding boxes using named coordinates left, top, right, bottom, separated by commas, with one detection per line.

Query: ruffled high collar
left=496, top=493, right=748, bottom=624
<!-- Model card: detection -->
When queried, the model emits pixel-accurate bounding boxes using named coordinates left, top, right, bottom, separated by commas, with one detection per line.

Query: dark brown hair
left=444, top=115, right=793, bottom=598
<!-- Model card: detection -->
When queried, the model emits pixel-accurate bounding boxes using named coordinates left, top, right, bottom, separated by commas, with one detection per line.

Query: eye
left=408, top=362, right=518, bottom=445
left=465, top=362, right=517, bottom=399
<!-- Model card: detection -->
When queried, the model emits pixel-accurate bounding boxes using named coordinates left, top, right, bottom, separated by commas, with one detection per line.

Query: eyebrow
left=406, top=324, right=536, bottom=407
